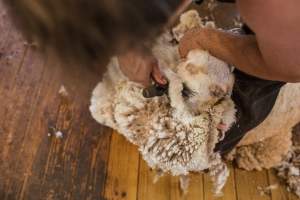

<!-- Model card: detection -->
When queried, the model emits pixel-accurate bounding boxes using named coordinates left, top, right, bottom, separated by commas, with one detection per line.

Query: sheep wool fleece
left=90, top=10, right=236, bottom=194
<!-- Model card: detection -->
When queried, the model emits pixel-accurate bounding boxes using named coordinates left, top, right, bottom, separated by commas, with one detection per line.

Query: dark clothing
left=215, top=70, right=285, bottom=154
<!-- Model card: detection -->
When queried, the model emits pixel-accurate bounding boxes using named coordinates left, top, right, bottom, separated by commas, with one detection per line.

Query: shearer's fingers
left=151, top=64, right=167, bottom=85
left=179, top=27, right=204, bottom=58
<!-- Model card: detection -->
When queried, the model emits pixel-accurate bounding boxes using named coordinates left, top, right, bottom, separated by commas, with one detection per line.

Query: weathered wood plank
left=0, top=2, right=26, bottom=90
left=267, top=170, right=289, bottom=200
left=0, top=8, right=112, bottom=198
left=138, top=158, right=171, bottom=200
left=0, top=44, right=112, bottom=200
left=268, top=169, right=300, bottom=200
left=0, top=48, right=46, bottom=200
left=170, top=174, right=204, bottom=200
left=288, top=191, right=300, bottom=200
left=24, top=56, right=111, bottom=200
left=234, top=168, right=272, bottom=200
left=104, top=132, right=139, bottom=200
left=0, top=9, right=33, bottom=197
left=203, top=163, right=237, bottom=200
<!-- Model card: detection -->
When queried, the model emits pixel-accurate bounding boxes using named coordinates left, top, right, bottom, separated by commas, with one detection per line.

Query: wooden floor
left=0, top=2, right=299, bottom=200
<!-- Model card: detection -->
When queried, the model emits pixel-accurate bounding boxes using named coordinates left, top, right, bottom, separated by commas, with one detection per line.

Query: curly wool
left=90, top=10, right=236, bottom=194
left=90, top=56, right=234, bottom=193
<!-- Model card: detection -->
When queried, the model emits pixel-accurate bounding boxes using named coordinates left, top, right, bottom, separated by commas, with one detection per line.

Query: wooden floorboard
left=203, top=163, right=237, bottom=200
left=170, top=174, right=204, bottom=200
left=234, top=168, right=272, bottom=200
left=0, top=48, right=113, bottom=200
left=137, top=158, right=171, bottom=200
left=0, top=2, right=112, bottom=199
left=104, top=133, right=139, bottom=200
left=268, top=169, right=289, bottom=200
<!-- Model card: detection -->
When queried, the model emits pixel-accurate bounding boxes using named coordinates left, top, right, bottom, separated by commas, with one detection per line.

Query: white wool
left=172, top=10, right=217, bottom=41
left=289, top=166, right=300, bottom=176
left=179, top=175, right=190, bottom=194
left=90, top=52, right=235, bottom=188
left=276, top=146, right=300, bottom=197
left=58, top=85, right=68, bottom=97
left=172, top=10, right=204, bottom=41
left=54, top=131, right=63, bottom=139
left=90, top=10, right=236, bottom=194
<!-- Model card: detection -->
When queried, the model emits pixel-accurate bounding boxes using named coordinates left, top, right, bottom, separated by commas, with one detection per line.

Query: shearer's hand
left=179, top=27, right=207, bottom=58
left=118, top=50, right=167, bottom=87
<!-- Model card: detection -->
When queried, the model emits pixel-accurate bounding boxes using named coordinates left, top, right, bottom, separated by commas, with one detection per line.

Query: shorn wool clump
left=276, top=129, right=300, bottom=197
left=90, top=10, right=236, bottom=194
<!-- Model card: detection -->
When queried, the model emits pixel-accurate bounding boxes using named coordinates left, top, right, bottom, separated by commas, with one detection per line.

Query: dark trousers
left=215, top=69, right=285, bottom=154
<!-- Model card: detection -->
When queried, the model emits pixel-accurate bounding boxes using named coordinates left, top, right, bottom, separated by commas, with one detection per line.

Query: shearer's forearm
left=180, top=28, right=294, bottom=81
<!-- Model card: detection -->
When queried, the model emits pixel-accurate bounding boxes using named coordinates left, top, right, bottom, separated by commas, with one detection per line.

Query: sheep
left=90, top=10, right=236, bottom=194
